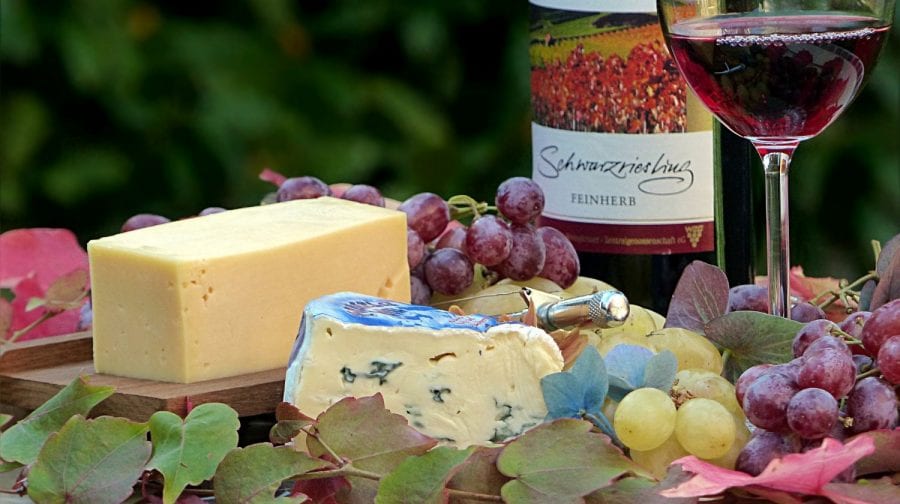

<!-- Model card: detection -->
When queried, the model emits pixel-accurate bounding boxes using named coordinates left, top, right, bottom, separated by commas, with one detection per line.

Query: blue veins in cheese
left=283, top=293, right=565, bottom=447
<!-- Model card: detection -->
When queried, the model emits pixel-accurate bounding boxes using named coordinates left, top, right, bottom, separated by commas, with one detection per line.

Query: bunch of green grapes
left=614, top=370, right=750, bottom=479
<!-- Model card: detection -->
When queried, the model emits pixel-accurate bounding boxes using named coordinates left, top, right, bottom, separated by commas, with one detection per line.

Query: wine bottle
left=528, top=0, right=754, bottom=313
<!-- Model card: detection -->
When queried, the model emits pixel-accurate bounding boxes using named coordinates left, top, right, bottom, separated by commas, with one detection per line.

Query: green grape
left=675, top=398, right=736, bottom=459
left=647, top=327, right=723, bottom=374
left=707, top=412, right=752, bottom=470
left=674, top=369, right=742, bottom=415
left=630, top=433, right=689, bottom=480
left=614, top=388, right=676, bottom=451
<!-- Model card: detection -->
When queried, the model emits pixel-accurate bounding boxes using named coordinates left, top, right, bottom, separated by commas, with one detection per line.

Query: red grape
left=424, top=248, right=474, bottom=296
left=877, top=335, right=900, bottom=384
left=465, top=215, right=512, bottom=267
left=276, top=176, right=332, bottom=201
left=494, top=224, right=546, bottom=281
left=435, top=225, right=467, bottom=253
left=852, top=354, right=874, bottom=374
left=735, top=429, right=801, bottom=476
left=743, top=371, right=799, bottom=432
left=786, top=388, right=839, bottom=439
left=839, top=310, right=871, bottom=339
left=199, top=207, right=227, bottom=216
left=121, top=213, right=170, bottom=232
left=846, top=377, right=899, bottom=434
left=495, top=177, right=544, bottom=225
left=860, top=299, right=900, bottom=355
left=398, top=193, right=450, bottom=243
left=797, top=348, right=855, bottom=399
left=535, top=226, right=579, bottom=289
left=790, top=302, right=825, bottom=323
left=341, top=184, right=385, bottom=207
left=407, top=228, right=425, bottom=269
left=410, top=276, right=432, bottom=306
left=736, top=363, right=773, bottom=407
left=726, top=284, right=768, bottom=313
left=803, top=335, right=852, bottom=358
left=792, top=319, right=840, bottom=358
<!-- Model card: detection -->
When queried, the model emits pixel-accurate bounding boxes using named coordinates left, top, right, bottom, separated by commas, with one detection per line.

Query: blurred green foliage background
left=1, top=0, right=897, bottom=280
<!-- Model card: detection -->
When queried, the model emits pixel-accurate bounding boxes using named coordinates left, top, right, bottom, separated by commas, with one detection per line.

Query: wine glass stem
left=762, top=150, right=793, bottom=318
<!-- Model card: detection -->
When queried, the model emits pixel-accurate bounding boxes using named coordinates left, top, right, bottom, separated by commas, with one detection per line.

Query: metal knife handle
left=508, top=290, right=629, bottom=330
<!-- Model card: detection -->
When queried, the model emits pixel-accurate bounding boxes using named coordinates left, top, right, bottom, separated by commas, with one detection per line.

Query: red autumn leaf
left=7, top=276, right=83, bottom=342
left=291, top=476, right=351, bottom=504
left=854, top=428, right=900, bottom=476
left=258, top=167, right=287, bottom=187
left=661, top=435, right=876, bottom=499
left=0, top=228, right=88, bottom=291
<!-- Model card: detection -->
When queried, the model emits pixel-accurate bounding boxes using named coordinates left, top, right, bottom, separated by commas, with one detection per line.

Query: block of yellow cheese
left=88, top=197, right=410, bottom=383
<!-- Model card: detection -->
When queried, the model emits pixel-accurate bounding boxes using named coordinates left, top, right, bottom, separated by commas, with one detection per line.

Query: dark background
left=1, top=0, right=897, bottom=280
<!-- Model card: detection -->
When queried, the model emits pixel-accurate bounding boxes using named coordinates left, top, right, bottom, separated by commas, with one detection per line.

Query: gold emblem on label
left=685, top=225, right=704, bottom=248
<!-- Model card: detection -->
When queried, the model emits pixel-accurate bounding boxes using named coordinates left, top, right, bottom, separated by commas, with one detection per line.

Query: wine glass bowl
left=656, top=0, right=894, bottom=317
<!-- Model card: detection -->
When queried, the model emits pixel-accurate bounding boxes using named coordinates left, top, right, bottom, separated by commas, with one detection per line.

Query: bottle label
left=530, top=0, right=715, bottom=254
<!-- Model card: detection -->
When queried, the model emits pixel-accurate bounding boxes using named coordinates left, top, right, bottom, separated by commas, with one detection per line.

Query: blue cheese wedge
left=283, top=293, right=564, bottom=447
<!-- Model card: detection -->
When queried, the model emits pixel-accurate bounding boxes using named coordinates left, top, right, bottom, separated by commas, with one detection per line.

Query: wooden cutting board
left=0, top=332, right=286, bottom=421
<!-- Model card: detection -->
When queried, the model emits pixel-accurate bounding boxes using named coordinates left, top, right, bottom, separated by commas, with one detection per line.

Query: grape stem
left=720, top=349, right=731, bottom=372
left=856, top=367, right=881, bottom=381
left=447, top=194, right=494, bottom=222
left=813, top=271, right=877, bottom=310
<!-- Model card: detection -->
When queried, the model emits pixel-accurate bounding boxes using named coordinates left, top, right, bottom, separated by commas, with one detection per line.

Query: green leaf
left=0, top=414, right=11, bottom=430
left=376, top=446, right=475, bottom=503
left=665, top=261, right=730, bottom=334
left=0, top=376, right=114, bottom=464
left=27, top=415, right=151, bottom=504
left=585, top=470, right=696, bottom=504
left=498, top=419, right=646, bottom=502
left=308, top=394, right=437, bottom=502
left=25, top=296, right=46, bottom=311
left=704, top=312, right=803, bottom=383
left=146, top=403, right=240, bottom=504
left=854, top=429, right=900, bottom=476
left=214, top=443, right=330, bottom=504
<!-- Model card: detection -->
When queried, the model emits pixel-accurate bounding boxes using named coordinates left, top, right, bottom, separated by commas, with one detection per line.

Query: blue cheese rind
left=284, top=293, right=564, bottom=447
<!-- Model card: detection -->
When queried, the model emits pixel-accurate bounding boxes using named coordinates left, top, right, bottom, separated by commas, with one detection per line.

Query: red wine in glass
left=659, top=6, right=892, bottom=317
left=668, top=15, right=889, bottom=146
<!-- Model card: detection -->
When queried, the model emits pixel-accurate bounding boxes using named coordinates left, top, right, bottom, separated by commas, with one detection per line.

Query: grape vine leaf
left=270, top=402, right=315, bottom=445
left=146, top=403, right=241, bottom=504
left=375, top=446, right=476, bottom=503
left=446, top=446, right=509, bottom=503
left=27, top=415, right=151, bottom=504
left=664, top=261, right=730, bottom=334
left=306, top=394, right=437, bottom=502
left=661, top=435, right=875, bottom=499
left=498, top=419, right=648, bottom=502
left=603, top=345, right=677, bottom=401
left=871, top=251, right=900, bottom=309
left=822, top=477, right=900, bottom=504
left=214, top=443, right=330, bottom=504
left=43, top=269, right=89, bottom=311
left=584, top=473, right=695, bottom=504
left=853, top=428, right=900, bottom=476
left=0, top=376, right=114, bottom=464
left=703, top=311, right=802, bottom=383
left=0, top=414, right=11, bottom=431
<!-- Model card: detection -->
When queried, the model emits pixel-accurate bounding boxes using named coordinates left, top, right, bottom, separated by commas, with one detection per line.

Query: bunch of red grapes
left=531, top=41, right=687, bottom=134
left=122, top=175, right=580, bottom=307
left=727, top=289, right=899, bottom=477
left=400, top=177, right=579, bottom=305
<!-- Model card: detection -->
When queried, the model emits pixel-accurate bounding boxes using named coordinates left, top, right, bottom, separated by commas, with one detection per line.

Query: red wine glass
left=657, top=0, right=894, bottom=317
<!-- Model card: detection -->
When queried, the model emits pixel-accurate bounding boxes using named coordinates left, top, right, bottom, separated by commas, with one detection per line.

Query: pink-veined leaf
left=661, top=435, right=875, bottom=499
left=7, top=275, right=83, bottom=341
left=665, top=261, right=729, bottom=334
left=0, top=228, right=88, bottom=291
